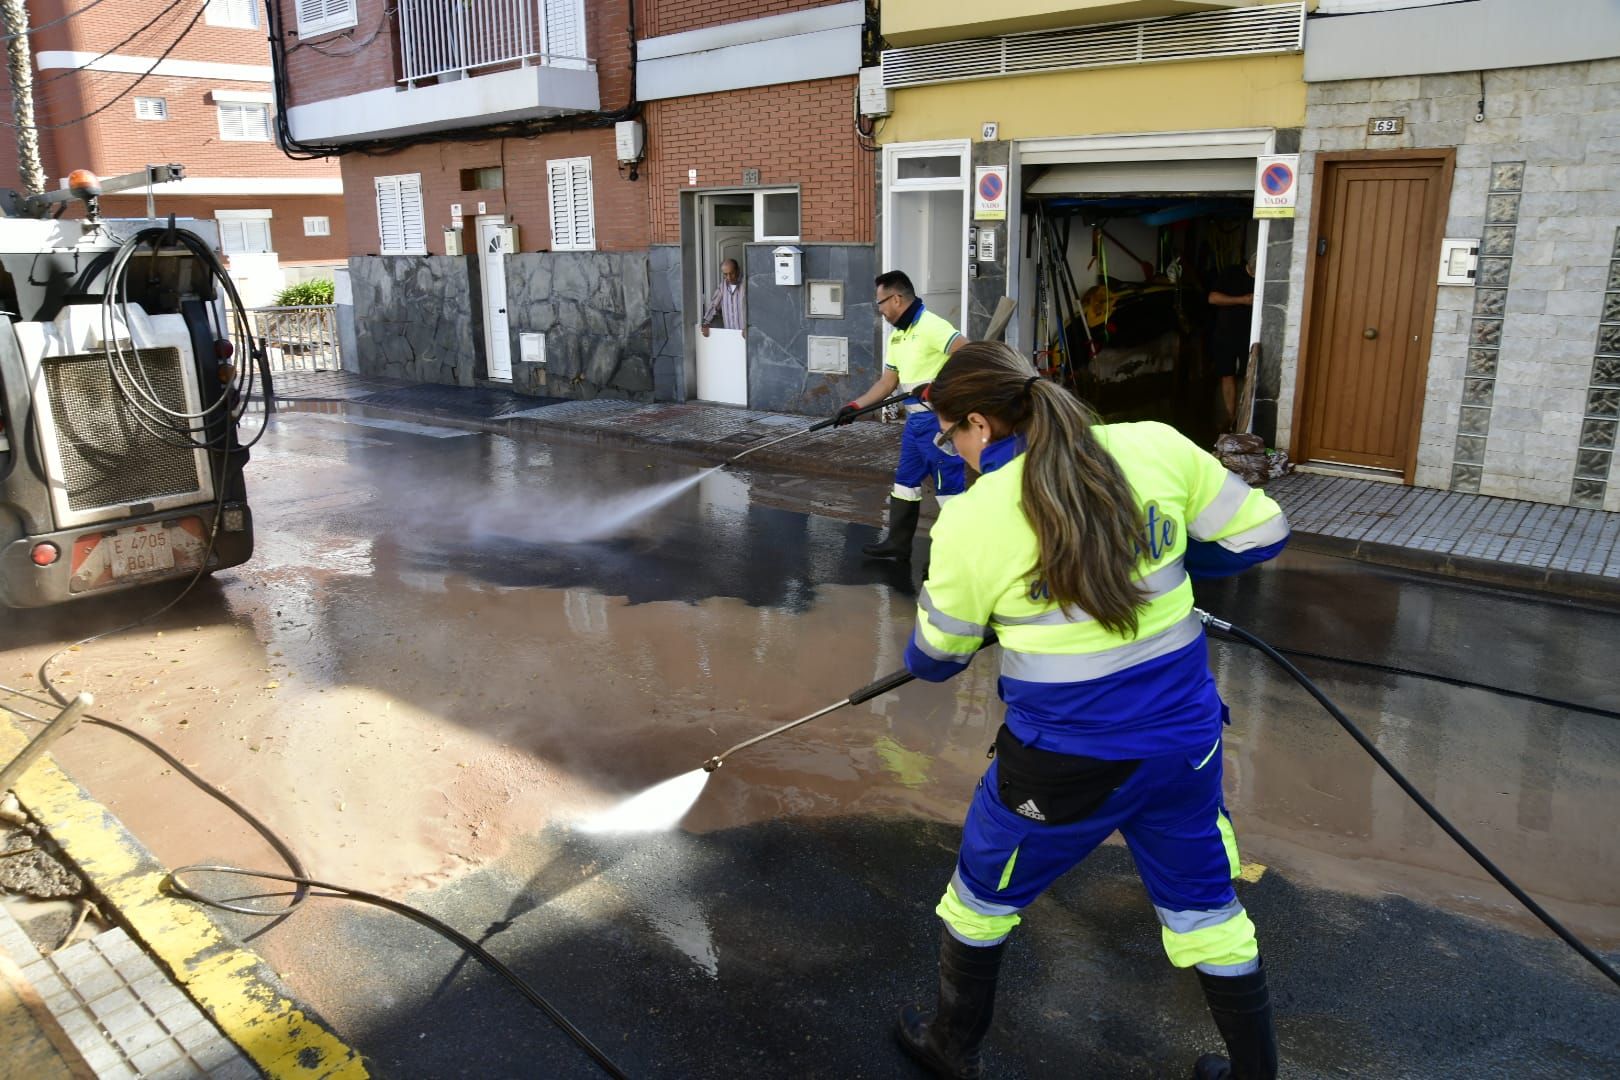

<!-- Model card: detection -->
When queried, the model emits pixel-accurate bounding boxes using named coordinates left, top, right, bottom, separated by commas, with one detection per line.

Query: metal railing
left=246, top=305, right=341, bottom=373
left=396, top=0, right=592, bottom=85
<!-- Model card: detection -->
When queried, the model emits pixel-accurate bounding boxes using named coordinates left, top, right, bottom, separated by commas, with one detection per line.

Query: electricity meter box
left=615, top=120, right=645, bottom=163
left=773, top=246, right=802, bottom=287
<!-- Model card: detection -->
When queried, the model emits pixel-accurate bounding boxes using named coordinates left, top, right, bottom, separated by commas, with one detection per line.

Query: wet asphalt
left=12, top=407, right=1620, bottom=1078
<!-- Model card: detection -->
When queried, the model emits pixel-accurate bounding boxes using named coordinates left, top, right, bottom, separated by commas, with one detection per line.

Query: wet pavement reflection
left=4, top=408, right=1618, bottom=1077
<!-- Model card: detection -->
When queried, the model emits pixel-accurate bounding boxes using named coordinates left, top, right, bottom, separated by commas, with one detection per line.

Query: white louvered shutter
left=546, top=158, right=594, bottom=251
left=219, top=103, right=270, bottom=140
left=376, top=175, right=424, bottom=255
left=544, top=0, right=587, bottom=66
left=298, top=0, right=356, bottom=36
left=207, top=0, right=258, bottom=28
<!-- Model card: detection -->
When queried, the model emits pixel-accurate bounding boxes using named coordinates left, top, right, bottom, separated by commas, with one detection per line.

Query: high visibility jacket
left=905, top=423, right=1289, bottom=760
left=886, top=305, right=961, bottom=410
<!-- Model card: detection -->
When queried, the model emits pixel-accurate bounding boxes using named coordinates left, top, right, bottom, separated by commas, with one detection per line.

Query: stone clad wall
left=504, top=252, right=656, bottom=402
left=1281, top=59, right=1620, bottom=509
left=745, top=244, right=883, bottom=415
left=348, top=256, right=478, bottom=387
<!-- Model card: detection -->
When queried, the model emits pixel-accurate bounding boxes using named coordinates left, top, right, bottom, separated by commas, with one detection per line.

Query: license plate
left=108, top=523, right=176, bottom=580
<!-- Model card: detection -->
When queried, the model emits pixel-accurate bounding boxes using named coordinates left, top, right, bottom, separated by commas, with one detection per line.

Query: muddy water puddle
left=2, top=411, right=1615, bottom=951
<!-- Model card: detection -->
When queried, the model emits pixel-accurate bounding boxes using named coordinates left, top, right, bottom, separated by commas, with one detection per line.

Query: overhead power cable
left=0, top=1, right=210, bottom=130
left=0, top=0, right=121, bottom=43
left=35, top=0, right=194, bottom=86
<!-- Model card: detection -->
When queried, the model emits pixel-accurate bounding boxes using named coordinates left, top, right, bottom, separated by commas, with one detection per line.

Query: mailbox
left=773, top=245, right=802, bottom=287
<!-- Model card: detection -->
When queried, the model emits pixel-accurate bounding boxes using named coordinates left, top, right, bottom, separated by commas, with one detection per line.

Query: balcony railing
left=397, top=0, right=592, bottom=86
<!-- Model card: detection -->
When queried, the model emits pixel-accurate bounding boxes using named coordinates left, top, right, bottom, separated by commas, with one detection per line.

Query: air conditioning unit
left=858, top=66, right=891, bottom=118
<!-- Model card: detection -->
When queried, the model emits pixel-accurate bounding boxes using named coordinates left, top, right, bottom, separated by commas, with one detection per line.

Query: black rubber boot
left=1192, top=962, right=1278, bottom=1080
left=896, top=928, right=1006, bottom=1079
left=863, top=497, right=921, bottom=560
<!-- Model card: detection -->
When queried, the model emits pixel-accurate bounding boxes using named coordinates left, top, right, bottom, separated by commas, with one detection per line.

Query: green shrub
left=274, top=279, right=335, bottom=307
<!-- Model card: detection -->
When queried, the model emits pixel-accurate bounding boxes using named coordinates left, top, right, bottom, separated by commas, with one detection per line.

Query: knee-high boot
left=1193, top=962, right=1278, bottom=1080
left=895, top=927, right=1006, bottom=1079
left=863, top=496, right=921, bottom=560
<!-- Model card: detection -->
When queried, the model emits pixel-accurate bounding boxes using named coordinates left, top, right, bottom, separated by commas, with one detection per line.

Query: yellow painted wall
left=879, top=55, right=1307, bottom=144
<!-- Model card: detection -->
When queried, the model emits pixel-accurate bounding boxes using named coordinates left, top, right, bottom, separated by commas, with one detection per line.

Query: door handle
left=498, top=308, right=506, bottom=314
left=1363, top=327, right=1378, bottom=340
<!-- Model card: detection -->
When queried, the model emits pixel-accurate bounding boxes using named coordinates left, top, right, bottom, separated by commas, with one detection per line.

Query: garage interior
left=1018, top=155, right=1261, bottom=449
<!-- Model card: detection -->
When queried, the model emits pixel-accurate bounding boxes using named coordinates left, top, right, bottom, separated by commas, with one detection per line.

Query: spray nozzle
left=702, top=756, right=723, bottom=773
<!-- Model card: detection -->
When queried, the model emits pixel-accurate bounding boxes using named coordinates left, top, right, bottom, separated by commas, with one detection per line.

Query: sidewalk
left=264, top=370, right=1620, bottom=602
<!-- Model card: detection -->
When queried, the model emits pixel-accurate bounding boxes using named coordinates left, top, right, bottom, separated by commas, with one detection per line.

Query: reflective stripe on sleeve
left=1216, top=513, right=1290, bottom=553
left=893, top=483, right=924, bottom=502
left=999, top=613, right=1202, bottom=683
left=990, top=560, right=1187, bottom=627
left=1190, top=472, right=1252, bottom=540
left=912, top=629, right=978, bottom=666
left=920, top=587, right=987, bottom=639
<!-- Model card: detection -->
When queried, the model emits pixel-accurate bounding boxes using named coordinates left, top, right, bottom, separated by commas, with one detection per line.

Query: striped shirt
left=703, top=282, right=746, bottom=331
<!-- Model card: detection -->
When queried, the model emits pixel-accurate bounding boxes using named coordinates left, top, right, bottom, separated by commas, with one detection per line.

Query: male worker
left=1208, top=255, right=1255, bottom=428
left=834, top=271, right=966, bottom=559
left=701, top=259, right=746, bottom=337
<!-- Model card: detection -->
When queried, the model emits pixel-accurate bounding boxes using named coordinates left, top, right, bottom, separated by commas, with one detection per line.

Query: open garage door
left=1015, top=130, right=1273, bottom=447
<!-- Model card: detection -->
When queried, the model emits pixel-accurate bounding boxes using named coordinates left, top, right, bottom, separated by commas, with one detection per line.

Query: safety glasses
left=933, top=420, right=963, bottom=457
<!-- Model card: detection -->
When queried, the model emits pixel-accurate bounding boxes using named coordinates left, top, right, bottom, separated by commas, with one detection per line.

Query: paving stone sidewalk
left=262, top=370, right=1620, bottom=601
left=0, top=905, right=254, bottom=1079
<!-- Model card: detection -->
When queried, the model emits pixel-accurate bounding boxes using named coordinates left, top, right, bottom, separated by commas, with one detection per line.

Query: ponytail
left=930, top=344, right=1147, bottom=636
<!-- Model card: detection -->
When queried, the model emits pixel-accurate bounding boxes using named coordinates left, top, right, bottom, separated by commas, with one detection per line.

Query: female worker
left=897, top=343, right=1289, bottom=1080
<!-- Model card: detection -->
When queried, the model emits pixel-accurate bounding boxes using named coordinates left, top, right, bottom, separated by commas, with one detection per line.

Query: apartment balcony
left=286, top=0, right=599, bottom=145
left=881, top=0, right=1263, bottom=46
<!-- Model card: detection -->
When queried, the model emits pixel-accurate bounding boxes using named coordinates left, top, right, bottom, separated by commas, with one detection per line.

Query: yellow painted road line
left=0, top=711, right=367, bottom=1079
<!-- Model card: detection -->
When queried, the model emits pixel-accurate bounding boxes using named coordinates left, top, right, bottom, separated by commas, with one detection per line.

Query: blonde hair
left=929, top=343, right=1147, bottom=636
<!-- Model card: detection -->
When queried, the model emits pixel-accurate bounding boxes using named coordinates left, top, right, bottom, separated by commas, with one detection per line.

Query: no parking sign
left=1254, top=155, right=1299, bottom=219
left=974, top=166, right=1007, bottom=221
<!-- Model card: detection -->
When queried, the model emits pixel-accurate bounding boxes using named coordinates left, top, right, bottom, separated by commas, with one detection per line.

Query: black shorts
left=1213, top=346, right=1245, bottom=378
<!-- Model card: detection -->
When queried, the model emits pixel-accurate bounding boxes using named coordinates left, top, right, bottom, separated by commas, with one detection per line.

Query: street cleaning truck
left=0, top=166, right=264, bottom=608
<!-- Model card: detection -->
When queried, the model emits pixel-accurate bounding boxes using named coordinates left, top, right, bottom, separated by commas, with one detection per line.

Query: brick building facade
left=2, top=0, right=347, bottom=302
left=276, top=0, right=877, bottom=410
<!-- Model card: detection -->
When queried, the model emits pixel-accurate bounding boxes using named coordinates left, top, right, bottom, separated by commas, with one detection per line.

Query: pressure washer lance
left=720, top=390, right=915, bottom=467
left=703, top=668, right=915, bottom=772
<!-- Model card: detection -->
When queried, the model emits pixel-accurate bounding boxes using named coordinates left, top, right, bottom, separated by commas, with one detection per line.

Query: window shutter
left=299, top=0, right=355, bottom=35
left=376, top=178, right=403, bottom=254
left=247, top=105, right=271, bottom=141
left=569, top=159, right=594, bottom=249
left=219, top=105, right=243, bottom=139
left=547, top=162, right=573, bottom=250
left=375, top=174, right=424, bottom=255
left=399, top=175, right=424, bottom=253
left=546, top=158, right=595, bottom=251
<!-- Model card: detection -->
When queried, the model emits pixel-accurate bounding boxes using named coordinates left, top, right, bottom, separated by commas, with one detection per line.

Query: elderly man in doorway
left=701, top=258, right=747, bottom=337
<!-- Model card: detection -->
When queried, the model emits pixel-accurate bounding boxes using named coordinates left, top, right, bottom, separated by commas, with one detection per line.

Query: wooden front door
left=1297, top=153, right=1453, bottom=477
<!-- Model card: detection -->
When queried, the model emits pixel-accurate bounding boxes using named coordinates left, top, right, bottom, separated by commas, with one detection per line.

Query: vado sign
left=1254, top=155, right=1299, bottom=219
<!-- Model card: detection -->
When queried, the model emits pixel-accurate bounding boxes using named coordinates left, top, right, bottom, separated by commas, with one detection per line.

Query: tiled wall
left=1282, top=58, right=1620, bottom=506
left=1448, top=160, right=1524, bottom=493
left=1574, top=229, right=1620, bottom=508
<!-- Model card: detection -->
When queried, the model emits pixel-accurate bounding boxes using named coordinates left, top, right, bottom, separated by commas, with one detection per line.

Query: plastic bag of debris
left=1213, top=434, right=1293, bottom=487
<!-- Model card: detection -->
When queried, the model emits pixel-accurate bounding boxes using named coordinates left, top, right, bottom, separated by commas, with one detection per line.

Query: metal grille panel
left=42, top=349, right=203, bottom=512
left=882, top=2, right=1304, bottom=89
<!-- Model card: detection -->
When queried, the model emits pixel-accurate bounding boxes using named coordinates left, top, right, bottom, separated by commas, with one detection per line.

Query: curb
left=0, top=711, right=367, bottom=1079
left=1285, top=532, right=1620, bottom=608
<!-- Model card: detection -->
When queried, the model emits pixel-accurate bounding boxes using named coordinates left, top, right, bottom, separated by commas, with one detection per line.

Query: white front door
left=883, top=142, right=972, bottom=345
left=693, top=194, right=753, bottom=405
left=477, top=217, right=512, bottom=381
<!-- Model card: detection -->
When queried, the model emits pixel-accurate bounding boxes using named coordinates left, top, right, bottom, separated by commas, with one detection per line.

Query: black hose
left=0, top=687, right=309, bottom=933
left=0, top=682, right=631, bottom=1077
left=1257, top=644, right=1620, bottom=722
left=166, top=866, right=630, bottom=1079
left=1199, top=611, right=1620, bottom=990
